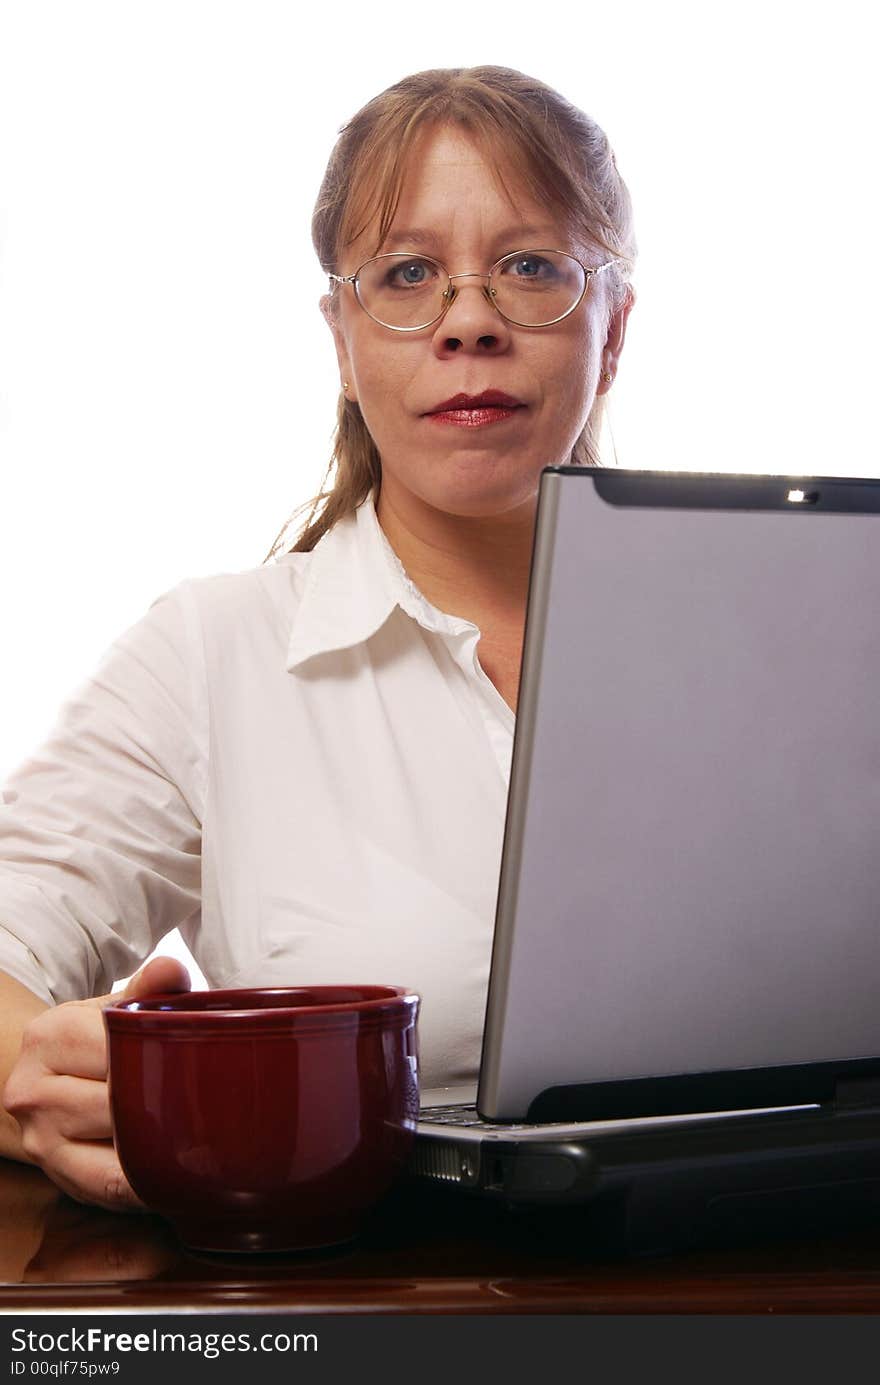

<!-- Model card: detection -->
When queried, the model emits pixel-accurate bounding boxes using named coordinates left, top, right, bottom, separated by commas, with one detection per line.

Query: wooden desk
left=2, top=1159, right=880, bottom=1313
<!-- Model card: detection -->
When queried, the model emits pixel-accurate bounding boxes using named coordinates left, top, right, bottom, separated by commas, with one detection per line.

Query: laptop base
left=409, top=1103, right=880, bottom=1256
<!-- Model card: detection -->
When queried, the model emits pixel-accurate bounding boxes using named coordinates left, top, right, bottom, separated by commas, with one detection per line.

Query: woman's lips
left=423, top=390, right=525, bottom=428
left=427, top=405, right=521, bottom=427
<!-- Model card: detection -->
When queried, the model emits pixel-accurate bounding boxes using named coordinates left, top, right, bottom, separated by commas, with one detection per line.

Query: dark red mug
left=104, top=985, right=420, bottom=1253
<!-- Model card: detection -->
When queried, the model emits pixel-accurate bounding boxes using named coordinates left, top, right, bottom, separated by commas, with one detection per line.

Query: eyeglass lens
left=355, top=251, right=587, bottom=328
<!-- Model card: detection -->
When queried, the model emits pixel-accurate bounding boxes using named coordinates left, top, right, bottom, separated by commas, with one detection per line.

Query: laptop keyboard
left=419, top=1103, right=530, bottom=1130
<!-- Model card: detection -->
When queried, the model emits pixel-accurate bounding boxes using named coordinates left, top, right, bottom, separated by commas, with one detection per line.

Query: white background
left=1, top=1, right=877, bottom=984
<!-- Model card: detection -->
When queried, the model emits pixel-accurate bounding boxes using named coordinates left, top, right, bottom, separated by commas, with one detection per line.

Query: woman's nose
left=431, top=278, right=512, bottom=356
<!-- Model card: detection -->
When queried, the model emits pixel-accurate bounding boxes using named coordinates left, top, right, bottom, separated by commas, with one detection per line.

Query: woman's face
left=324, top=123, right=631, bottom=523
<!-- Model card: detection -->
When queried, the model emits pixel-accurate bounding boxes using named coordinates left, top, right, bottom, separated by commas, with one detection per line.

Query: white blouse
left=0, top=494, right=515, bottom=1088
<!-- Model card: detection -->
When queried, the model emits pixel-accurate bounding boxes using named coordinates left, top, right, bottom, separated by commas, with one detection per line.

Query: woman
left=0, top=66, right=636, bottom=1210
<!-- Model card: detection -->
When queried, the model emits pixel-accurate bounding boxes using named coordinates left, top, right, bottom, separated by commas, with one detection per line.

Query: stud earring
left=602, top=370, right=612, bottom=383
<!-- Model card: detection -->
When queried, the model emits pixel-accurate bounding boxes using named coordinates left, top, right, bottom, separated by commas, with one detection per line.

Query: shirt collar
left=284, top=492, right=470, bottom=672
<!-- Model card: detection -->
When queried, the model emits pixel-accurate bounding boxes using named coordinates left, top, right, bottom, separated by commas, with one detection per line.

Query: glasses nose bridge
left=442, top=268, right=498, bottom=320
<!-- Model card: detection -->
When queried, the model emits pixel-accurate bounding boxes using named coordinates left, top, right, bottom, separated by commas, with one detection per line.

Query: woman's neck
left=375, top=484, right=534, bottom=634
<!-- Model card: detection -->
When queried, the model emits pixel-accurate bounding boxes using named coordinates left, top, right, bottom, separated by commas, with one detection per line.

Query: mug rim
left=105, top=983, right=419, bottom=1026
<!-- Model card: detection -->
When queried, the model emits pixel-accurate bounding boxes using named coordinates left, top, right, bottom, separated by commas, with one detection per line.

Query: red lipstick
left=424, top=389, right=525, bottom=428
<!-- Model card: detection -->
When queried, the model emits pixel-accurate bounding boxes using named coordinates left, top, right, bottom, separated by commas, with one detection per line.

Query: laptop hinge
left=833, top=1077, right=880, bottom=1111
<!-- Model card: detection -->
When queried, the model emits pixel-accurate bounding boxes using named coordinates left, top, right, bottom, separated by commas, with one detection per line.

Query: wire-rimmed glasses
left=328, top=249, right=616, bottom=331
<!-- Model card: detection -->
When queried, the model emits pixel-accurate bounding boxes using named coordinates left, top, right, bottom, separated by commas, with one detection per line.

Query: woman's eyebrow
left=379, top=225, right=562, bottom=252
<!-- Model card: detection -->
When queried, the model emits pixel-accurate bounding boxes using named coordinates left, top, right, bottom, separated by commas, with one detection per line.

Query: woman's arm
left=0, top=580, right=208, bottom=1207
left=0, top=582, right=206, bottom=1005
left=0, top=970, right=48, bottom=1162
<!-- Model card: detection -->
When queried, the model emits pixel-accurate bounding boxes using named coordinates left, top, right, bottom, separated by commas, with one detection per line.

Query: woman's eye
left=388, top=259, right=435, bottom=288
left=506, top=255, right=552, bottom=279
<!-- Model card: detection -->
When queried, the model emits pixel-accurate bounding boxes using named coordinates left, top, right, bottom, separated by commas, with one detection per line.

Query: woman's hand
left=2, top=956, right=190, bottom=1212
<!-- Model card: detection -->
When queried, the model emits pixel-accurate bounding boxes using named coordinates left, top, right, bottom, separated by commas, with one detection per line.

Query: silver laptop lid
left=479, top=470, right=880, bottom=1121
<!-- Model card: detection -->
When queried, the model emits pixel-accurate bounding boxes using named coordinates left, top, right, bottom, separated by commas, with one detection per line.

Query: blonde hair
left=266, top=66, right=636, bottom=560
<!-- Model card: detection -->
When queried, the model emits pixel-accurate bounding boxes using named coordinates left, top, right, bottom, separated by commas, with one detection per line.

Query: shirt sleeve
left=0, top=581, right=207, bottom=1003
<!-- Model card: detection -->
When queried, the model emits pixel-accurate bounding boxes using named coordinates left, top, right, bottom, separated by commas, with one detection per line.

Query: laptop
left=408, top=467, right=880, bottom=1246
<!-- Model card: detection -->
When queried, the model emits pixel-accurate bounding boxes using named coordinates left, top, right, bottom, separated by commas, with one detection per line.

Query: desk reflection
left=5, top=1157, right=880, bottom=1313
left=0, top=1162, right=177, bottom=1285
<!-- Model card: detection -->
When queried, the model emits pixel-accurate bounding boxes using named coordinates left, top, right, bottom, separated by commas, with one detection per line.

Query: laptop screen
left=479, top=470, right=880, bottom=1121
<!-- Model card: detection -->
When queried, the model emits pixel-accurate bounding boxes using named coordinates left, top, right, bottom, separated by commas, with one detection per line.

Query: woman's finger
left=33, top=1074, right=113, bottom=1143
left=18, top=1002, right=109, bottom=1082
left=42, top=1139, right=145, bottom=1214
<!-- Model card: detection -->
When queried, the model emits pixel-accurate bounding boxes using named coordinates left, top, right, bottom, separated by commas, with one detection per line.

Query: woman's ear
left=320, top=293, right=355, bottom=401
left=596, top=285, right=635, bottom=395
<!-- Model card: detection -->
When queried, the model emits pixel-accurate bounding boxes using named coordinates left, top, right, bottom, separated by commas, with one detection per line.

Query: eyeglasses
left=328, top=249, right=616, bottom=331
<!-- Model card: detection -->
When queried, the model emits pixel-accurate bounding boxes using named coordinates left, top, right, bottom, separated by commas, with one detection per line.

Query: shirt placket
left=371, top=511, right=515, bottom=787
left=439, top=619, right=516, bottom=788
